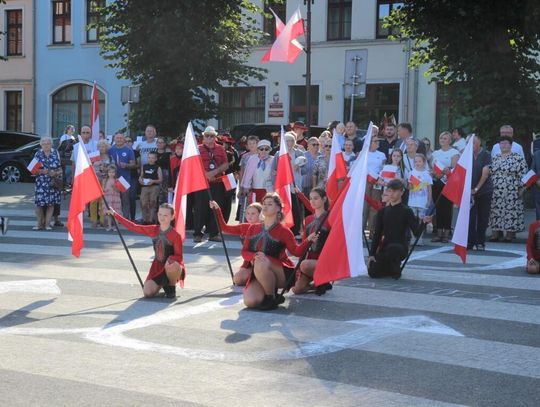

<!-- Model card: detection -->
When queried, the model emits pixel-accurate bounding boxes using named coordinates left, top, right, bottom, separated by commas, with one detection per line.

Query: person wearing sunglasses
left=240, top=139, right=275, bottom=204
left=312, top=140, right=333, bottom=189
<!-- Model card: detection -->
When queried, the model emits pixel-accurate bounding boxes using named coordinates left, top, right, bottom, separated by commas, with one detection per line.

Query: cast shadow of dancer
left=0, top=299, right=55, bottom=328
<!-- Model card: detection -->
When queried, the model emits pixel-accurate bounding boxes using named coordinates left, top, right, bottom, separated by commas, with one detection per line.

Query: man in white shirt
left=70, top=126, right=98, bottom=164
left=491, top=125, right=524, bottom=158
left=137, top=124, right=159, bottom=166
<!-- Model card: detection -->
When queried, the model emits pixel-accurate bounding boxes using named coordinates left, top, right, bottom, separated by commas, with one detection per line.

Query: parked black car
left=0, top=131, right=40, bottom=152
left=0, top=140, right=43, bottom=183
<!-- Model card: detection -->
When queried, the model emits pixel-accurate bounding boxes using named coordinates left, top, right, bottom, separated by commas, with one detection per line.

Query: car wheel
left=0, top=163, right=24, bottom=183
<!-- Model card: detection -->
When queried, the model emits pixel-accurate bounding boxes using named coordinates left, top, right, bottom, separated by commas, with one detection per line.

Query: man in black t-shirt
left=368, top=179, right=431, bottom=279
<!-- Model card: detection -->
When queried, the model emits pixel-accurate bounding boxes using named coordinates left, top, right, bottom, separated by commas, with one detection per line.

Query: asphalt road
left=0, top=182, right=539, bottom=407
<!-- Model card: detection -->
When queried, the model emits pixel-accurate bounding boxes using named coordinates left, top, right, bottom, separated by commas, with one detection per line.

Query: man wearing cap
left=368, top=179, right=431, bottom=279
left=292, top=121, right=309, bottom=150
left=193, top=126, right=230, bottom=243
left=240, top=139, right=275, bottom=203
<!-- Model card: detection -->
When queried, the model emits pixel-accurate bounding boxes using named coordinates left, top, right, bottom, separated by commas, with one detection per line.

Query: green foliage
left=385, top=0, right=540, bottom=144
left=98, top=0, right=266, bottom=136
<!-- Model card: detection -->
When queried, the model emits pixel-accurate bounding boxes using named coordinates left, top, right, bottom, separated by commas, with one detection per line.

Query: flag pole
left=207, top=189, right=235, bottom=284
left=102, top=197, right=144, bottom=289
left=304, top=0, right=313, bottom=136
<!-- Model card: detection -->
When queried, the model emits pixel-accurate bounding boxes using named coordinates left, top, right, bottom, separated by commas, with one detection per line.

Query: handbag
left=50, top=174, right=63, bottom=190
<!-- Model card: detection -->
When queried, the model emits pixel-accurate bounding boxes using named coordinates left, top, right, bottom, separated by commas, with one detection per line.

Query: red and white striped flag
left=90, top=82, right=100, bottom=142
left=27, top=157, right=42, bottom=175
left=433, top=162, right=445, bottom=177
left=522, top=169, right=538, bottom=188
left=442, top=135, right=474, bottom=263
left=367, top=171, right=379, bottom=185
left=313, top=122, right=374, bottom=285
left=260, top=7, right=304, bottom=64
left=274, top=126, right=294, bottom=227
left=174, top=122, right=209, bottom=241
left=115, top=176, right=130, bottom=193
left=326, top=129, right=348, bottom=202
left=88, top=150, right=100, bottom=163
left=380, top=165, right=397, bottom=179
left=67, top=137, right=104, bottom=257
left=221, top=173, right=237, bottom=191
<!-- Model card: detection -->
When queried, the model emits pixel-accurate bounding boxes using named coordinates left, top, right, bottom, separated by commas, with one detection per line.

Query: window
left=327, top=0, right=351, bottom=41
left=220, top=87, right=265, bottom=130
left=52, top=84, right=105, bottom=137
left=289, top=85, right=319, bottom=124
left=263, top=1, right=287, bottom=43
left=6, top=91, right=23, bottom=131
left=52, top=0, right=71, bottom=44
left=6, top=10, right=23, bottom=56
left=376, top=1, right=403, bottom=38
left=344, top=83, right=399, bottom=126
left=86, top=0, right=105, bottom=43
left=435, top=82, right=472, bottom=140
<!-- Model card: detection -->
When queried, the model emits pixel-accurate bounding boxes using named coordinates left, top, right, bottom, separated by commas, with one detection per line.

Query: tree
left=386, top=0, right=540, bottom=145
left=98, top=0, right=266, bottom=136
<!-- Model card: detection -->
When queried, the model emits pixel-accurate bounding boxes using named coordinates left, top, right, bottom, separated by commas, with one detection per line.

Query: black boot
left=258, top=295, right=278, bottom=311
left=163, top=285, right=176, bottom=299
left=315, top=283, right=333, bottom=296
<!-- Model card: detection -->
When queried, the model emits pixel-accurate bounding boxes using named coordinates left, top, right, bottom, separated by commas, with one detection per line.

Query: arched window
left=52, top=83, right=105, bottom=137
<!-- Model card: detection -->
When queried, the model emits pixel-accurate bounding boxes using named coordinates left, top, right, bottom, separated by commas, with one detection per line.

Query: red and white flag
left=433, top=161, right=445, bottom=177
left=326, top=129, right=348, bottom=202
left=90, top=82, right=100, bottom=142
left=367, top=171, right=379, bottom=185
left=314, top=122, right=374, bottom=285
left=88, top=150, right=100, bottom=163
left=380, top=165, right=397, bottom=179
left=409, top=173, right=421, bottom=188
left=442, top=135, right=474, bottom=263
left=174, top=122, right=209, bottom=241
left=67, top=137, right=104, bottom=257
left=221, top=173, right=237, bottom=191
left=115, top=176, right=130, bottom=193
left=522, top=169, right=538, bottom=188
left=274, top=126, right=294, bottom=227
left=27, top=157, right=42, bottom=175
left=260, top=7, right=304, bottom=64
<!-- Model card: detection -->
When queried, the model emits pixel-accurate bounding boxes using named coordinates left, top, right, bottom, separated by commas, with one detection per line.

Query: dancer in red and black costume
left=526, top=220, right=540, bottom=274
left=108, top=203, right=185, bottom=298
left=292, top=188, right=332, bottom=295
left=209, top=200, right=262, bottom=285
left=242, top=193, right=318, bottom=310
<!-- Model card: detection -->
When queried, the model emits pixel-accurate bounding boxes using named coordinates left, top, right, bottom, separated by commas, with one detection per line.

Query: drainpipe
left=412, top=66, right=419, bottom=132
left=32, top=0, right=36, bottom=133
left=403, top=38, right=412, bottom=122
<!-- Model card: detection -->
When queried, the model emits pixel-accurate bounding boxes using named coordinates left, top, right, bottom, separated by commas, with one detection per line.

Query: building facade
left=218, top=0, right=445, bottom=141
left=0, top=0, right=34, bottom=132
left=34, top=0, right=128, bottom=138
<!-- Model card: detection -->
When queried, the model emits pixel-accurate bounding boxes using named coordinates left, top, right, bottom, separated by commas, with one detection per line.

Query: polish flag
left=274, top=126, right=294, bottom=227
left=90, top=82, right=100, bottom=142
left=409, top=173, right=421, bottom=188
left=67, top=137, right=104, bottom=257
left=367, top=172, right=379, bottom=185
left=314, top=122, right=374, bottom=285
left=380, top=165, right=397, bottom=179
left=522, top=170, right=538, bottom=188
left=115, top=176, right=130, bottom=193
left=433, top=162, right=445, bottom=177
left=326, top=129, right=348, bottom=202
left=88, top=150, right=100, bottom=163
left=27, top=157, right=42, bottom=175
left=221, top=173, right=237, bottom=191
left=174, top=122, right=209, bottom=241
left=260, top=7, right=304, bottom=64
left=442, top=135, right=474, bottom=263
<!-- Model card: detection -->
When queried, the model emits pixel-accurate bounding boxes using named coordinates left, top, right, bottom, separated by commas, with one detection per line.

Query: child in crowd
left=109, top=203, right=184, bottom=298
left=407, top=154, right=433, bottom=245
left=209, top=200, right=263, bottom=285
left=342, top=139, right=356, bottom=171
left=383, top=149, right=404, bottom=185
left=139, top=151, right=162, bottom=224
left=101, top=165, right=123, bottom=231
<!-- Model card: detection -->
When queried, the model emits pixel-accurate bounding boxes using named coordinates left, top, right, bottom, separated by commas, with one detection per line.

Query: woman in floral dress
left=33, top=136, right=62, bottom=230
left=489, top=135, right=528, bottom=242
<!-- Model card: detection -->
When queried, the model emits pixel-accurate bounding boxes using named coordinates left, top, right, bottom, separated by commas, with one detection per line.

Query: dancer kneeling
left=242, top=193, right=318, bottom=310
left=209, top=200, right=263, bottom=285
left=368, top=179, right=431, bottom=279
left=292, top=188, right=331, bottom=295
left=526, top=220, right=540, bottom=274
left=108, top=203, right=184, bottom=298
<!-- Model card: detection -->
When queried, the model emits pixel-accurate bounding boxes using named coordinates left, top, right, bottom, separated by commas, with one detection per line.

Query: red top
left=214, top=206, right=252, bottom=237
left=526, top=220, right=540, bottom=261
left=241, top=222, right=310, bottom=268
left=296, top=191, right=314, bottom=213
left=113, top=212, right=185, bottom=285
left=199, top=143, right=228, bottom=177
left=169, top=154, right=182, bottom=187
left=303, top=212, right=331, bottom=259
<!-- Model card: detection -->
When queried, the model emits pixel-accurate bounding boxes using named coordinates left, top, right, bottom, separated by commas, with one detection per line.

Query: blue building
left=35, top=0, right=129, bottom=137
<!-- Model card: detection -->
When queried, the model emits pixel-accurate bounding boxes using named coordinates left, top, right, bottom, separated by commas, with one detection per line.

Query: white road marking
left=0, top=279, right=61, bottom=295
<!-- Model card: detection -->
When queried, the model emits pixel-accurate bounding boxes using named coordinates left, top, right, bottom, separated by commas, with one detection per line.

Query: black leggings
left=432, top=179, right=454, bottom=229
